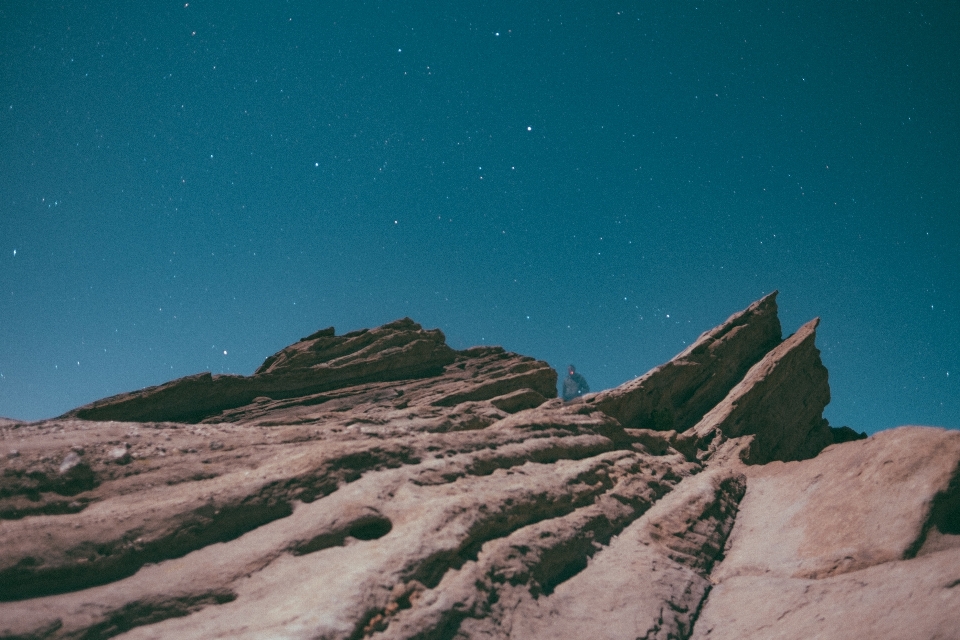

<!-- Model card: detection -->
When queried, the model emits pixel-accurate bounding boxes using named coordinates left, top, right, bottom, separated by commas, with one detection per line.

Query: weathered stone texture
left=712, top=426, right=960, bottom=583
left=64, top=318, right=461, bottom=424
left=689, top=316, right=834, bottom=464
left=693, top=427, right=960, bottom=640
left=590, top=291, right=781, bottom=433
left=691, top=548, right=960, bottom=640
left=1, top=295, right=954, bottom=640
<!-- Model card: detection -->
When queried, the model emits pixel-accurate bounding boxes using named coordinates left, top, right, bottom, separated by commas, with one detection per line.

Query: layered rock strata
left=591, top=292, right=782, bottom=433
left=64, top=319, right=468, bottom=424
left=1, top=293, right=954, bottom=640
left=687, top=316, right=834, bottom=464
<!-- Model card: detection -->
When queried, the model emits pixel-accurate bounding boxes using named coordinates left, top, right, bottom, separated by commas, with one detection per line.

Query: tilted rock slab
left=63, top=319, right=465, bottom=424
left=692, top=427, right=960, bottom=640
left=591, top=292, right=782, bottom=433
left=688, top=316, right=834, bottom=464
left=2, top=294, right=955, bottom=640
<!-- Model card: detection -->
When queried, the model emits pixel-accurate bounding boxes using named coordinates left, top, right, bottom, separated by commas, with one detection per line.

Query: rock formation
left=1, top=292, right=956, bottom=640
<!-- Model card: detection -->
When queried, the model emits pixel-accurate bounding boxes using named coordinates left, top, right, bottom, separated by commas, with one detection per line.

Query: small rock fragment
left=107, top=446, right=131, bottom=465
left=59, top=451, right=82, bottom=474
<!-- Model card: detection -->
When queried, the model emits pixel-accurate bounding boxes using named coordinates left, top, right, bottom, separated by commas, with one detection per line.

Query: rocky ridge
left=1, top=292, right=957, bottom=640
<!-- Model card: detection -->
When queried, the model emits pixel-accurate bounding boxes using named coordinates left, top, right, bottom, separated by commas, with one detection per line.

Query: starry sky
left=2, top=1, right=958, bottom=433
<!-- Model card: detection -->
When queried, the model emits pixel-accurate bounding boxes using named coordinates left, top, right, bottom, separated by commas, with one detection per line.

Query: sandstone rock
left=64, top=318, right=459, bottom=424
left=689, top=317, right=833, bottom=464
left=504, top=468, right=745, bottom=640
left=590, top=291, right=781, bottom=432
left=712, top=426, right=960, bottom=583
left=0, top=294, right=953, bottom=639
left=693, top=426, right=960, bottom=640
left=691, top=547, right=960, bottom=640
left=830, top=424, right=868, bottom=443
left=106, top=446, right=132, bottom=464
left=58, top=451, right=82, bottom=474
left=488, top=388, right=548, bottom=414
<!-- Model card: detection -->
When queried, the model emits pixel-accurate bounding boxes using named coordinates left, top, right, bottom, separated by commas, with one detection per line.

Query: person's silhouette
left=562, top=364, right=590, bottom=401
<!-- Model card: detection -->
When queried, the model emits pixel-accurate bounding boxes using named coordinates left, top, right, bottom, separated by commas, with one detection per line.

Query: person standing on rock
left=562, top=364, right=590, bottom=401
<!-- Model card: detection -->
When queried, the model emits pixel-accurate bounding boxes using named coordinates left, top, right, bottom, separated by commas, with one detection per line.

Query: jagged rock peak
left=690, top=316, right=833, bottom=464
left=590, top=290, right=782, bottom=433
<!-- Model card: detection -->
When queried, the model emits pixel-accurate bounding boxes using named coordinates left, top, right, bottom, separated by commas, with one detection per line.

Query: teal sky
left=2, top=1, right=958, bottom=433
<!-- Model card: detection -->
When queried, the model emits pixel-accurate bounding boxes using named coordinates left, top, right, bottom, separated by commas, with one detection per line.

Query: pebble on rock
left=59, top=451, right=82, bottom=474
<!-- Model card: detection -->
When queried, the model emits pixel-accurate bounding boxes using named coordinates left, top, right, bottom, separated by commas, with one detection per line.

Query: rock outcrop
left=64, top=319, right=465, bottom=424
left=2, top=293, right=954, bottom=640
left=591, top=292, right=782, bottom=433
left=692, top=426, right=960, bottom=639
left=688, top=316, right=834, bottom=464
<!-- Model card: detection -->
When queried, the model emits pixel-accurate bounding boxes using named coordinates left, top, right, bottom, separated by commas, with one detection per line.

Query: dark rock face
left=829, top=424, right=868, bottom=443
left=689, top=317, right=834, bottom=464
left=591, top=291, right=782, bottom=433
left=2, top=295, right=956, bottom=640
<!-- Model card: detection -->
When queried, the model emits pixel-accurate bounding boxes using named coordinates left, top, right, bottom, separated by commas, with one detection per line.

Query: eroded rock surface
left=692, top=427, right=960, bottom=640
left=64, top=319, right=464, bottom=424
left=688, top=316, right=834, bottom=464
left=591, top=292, right=782, bottom=433
left=1, top=294, right=952, bottom=640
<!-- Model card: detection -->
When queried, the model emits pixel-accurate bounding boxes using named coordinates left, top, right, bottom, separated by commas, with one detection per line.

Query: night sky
left=2, top=2, right=958, bottom=434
